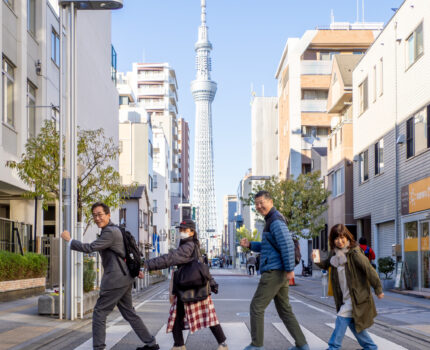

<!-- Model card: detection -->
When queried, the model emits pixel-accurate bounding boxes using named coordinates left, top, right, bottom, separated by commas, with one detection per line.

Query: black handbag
left=174, top=246, right=210, bottom=290
left=176, top=281, right=211, bottom=302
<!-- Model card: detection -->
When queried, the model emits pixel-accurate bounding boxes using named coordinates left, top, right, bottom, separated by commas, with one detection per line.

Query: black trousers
left=248, top=265, right=255, bottom=275
left=173, top=297, right=226, bottom=346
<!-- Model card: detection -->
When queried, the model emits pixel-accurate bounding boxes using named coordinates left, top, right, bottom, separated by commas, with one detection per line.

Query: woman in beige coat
left=313, top=224, right=384, bottom=350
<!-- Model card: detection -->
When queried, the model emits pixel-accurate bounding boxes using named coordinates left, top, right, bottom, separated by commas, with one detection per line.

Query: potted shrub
left=378, top=256, right=395, bottom=290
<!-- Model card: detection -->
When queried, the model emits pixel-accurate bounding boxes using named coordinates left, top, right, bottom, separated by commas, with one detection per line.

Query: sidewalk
left=291, top=276, right=430, bottom=341
left=0, top=283, right=164, bottom=350
left=209, top=266, right=251, bottom=276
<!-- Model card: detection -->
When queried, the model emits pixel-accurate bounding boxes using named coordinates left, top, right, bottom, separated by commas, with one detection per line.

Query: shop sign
left=401, top=176, right=430, bottom=215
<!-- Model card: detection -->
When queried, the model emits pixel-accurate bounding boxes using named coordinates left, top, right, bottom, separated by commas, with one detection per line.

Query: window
left=317, top=127, right=329, bottom=136
left=2, top=58, right=15, bottom=127
left=27, top=82, right=36, bottom=138
left=340, top=128, right=343, bottom=144
left=359, top=77, right=368, bottom=114
left=407, top=22, right=424, bottom=68
left=28, top=0, right=36, bottom=35
left=153, top=174, right=158, bottom=188
left=372, top=65, right=377, bottom=102
left=119, top=208, right=126, bottom=226
left=406, top=106, right=430, bottom=158
left=153, top=200, right=157, bottom=213
left=375, top=139, right=384, bottom=175
left=139, top=209, right=143, bottom=228
left=149, top=140, right=153, bottom=158
left=149, top=175, right=153, bottom=192
left=334, top=132, right=337, bottom=147
left=379, top=58, right=383, bottom=96
left=119, top=96, right=129, bottom=105
left=360, top=150, right=369, bottom=183
left=329, top=138, right=332, bottom=151
left=301, top=89, right=328, bottom=100
left=331, top=167, right=344, bottom=197
left=51, top=29, right=60, bottom=66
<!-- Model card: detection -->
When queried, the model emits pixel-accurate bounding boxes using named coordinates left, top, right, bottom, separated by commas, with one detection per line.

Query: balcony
left=301, top=99, right=327, bottom=113
left=301, top=60, right=332, bottom=75
left=301, top=136, right=328, bottom=150
left=143, top=101, right=166, bottom=110
left=138, top=87, right=165, bottom=96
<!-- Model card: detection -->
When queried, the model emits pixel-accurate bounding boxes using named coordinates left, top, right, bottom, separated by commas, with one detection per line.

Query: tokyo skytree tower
left=191, top=0, right=217, bottom=241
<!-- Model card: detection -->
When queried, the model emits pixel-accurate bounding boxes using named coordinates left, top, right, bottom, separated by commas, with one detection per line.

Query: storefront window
left=421, top=222, right=430, bottom=289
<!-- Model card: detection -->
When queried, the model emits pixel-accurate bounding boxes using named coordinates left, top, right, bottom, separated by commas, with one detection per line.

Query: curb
left=389, top=289, right=430, bottom=300
left=290, top=287, right=430, bottom=346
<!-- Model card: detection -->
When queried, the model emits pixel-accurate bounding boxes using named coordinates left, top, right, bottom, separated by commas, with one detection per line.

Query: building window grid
left=331, top=167, right=344, bottom=197
left=27, top=82, right=36, bottom=139
left=359, top=77, right=368, bottom=115
left=2, top=58, right=15, bottom=127
left=406, top=106, right=429, bottom=158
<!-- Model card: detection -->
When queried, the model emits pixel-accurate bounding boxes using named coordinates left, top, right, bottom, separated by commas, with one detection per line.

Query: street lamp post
left=58, top=0, right=123, bottom=321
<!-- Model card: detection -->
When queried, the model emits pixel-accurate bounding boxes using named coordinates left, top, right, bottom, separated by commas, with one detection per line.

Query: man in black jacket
left=61, top=202, right=158, bottom=350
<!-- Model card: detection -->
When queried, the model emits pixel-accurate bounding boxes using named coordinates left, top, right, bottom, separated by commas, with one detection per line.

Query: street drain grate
left=236, top=312, right=250, bottom=317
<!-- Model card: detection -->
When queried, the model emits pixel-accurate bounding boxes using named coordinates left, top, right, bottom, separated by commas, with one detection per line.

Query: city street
left=3, top=270, right=430, bottom=350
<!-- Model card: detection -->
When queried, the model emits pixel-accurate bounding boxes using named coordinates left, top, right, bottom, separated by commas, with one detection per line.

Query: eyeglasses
left=92, top=213, right=106, bottom=219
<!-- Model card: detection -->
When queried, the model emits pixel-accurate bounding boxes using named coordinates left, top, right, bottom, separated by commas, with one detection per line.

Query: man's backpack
left=113, top=226, right=141, bottom=278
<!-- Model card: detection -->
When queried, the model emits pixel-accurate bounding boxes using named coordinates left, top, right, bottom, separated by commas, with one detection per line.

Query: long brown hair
left=329, top=224, right=357, bottom=250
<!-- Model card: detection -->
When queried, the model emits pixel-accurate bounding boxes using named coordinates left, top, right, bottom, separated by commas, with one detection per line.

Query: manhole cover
left=236, top=312, right=250, bottom=317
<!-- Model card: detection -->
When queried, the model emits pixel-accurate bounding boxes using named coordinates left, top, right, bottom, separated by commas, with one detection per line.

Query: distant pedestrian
left=247, top=253, right=257, bottom=275
left=61, top=202, right=159, bottom=350
left=240, top=191, right=309, bottom=350
left=144, top=219, right=228, bottom=350
left=313, top=224, right=384, bottom=350
left=358, top=237, right=376, bottom=268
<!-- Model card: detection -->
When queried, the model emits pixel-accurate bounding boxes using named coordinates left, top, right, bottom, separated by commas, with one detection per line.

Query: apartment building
left=126, top=63, right=181, bottom=229
left=1, top=0, right=119, bottom=252
left=251, top=96, right=278, bottom=177
left=223, top=194, right=238, bottom=258
left=152, top=127, right=171, bottom=256
left=275, top=23, right=382, bottom=180
left=178, top=118, right=190, bottom=203
left=353, top=0, right=430, bottom=291
left=326, top=55, right=362, bottom=235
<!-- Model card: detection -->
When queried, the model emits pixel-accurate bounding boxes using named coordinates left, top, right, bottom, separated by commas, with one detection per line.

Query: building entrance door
left=420, top=221, right=430, bottom=291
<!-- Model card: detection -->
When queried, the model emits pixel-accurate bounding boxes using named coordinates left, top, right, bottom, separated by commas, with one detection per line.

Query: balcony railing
left=301, top=60, right=332, bottom=75
left=301, top=99, right=327, bottom=112
left=301, top=136, right=328, bottom=150
left=138, top=87, right=165, bottom=95
left=0, top=218, right=34, bottom=254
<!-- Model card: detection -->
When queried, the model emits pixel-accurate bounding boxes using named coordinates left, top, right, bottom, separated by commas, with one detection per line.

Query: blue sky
left=112, top=0, right=403, bottom=232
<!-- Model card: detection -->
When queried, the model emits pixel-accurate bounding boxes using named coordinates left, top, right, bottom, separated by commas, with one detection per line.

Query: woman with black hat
left=144, top=219, right=228, bottom=350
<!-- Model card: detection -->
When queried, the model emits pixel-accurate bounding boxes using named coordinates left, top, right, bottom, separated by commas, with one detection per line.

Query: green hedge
left=83, top=258, right=96, bottom=292
left=0, top=251, right=48, bottom=282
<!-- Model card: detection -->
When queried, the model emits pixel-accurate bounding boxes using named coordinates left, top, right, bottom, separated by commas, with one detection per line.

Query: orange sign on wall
left=402, top=176, right=430, bottom=215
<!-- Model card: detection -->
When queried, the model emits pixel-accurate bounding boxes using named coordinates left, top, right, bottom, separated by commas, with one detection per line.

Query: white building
left=251, top=96, right=279, bottom=177
left=353, top=0, right=430, bottom=291
left=125, top=62, right=181, bottom=230
left=0, top=0, right=119, bottom=251
left=152, top=127, right=171, bottom=255
left=223, top=195, right=238, bottom=258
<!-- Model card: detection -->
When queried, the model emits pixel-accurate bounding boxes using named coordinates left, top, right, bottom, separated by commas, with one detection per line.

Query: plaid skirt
left=166, top=295, right=220, bottom=334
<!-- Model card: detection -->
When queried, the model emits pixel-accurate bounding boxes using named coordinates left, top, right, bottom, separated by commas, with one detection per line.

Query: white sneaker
left=217, top=344, right=228, bottom=350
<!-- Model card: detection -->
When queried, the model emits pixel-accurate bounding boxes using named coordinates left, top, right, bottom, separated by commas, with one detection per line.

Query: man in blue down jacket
left=240, top=191, right=309, bottom=350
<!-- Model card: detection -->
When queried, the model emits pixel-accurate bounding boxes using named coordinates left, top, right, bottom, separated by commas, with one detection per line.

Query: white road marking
left=326, top=323, right=408, bottom=350
left=74, top=325, right=131, bottom=350
left=221, top=322, right=252, bottom=350
left=274, top=322, right=327, bottom=350
left=155, top=323, right=189, bottom=350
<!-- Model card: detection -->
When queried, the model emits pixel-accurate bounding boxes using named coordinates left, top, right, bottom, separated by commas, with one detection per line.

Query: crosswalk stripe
left=155, top=323, right=189, bottom=350
left=74, top=325, right=131, bottom=350
left=326, top=323, right=408, bottom=350
left=221, top=322, right=251, bottom=350
left=273, top=322, right=327, bottom=350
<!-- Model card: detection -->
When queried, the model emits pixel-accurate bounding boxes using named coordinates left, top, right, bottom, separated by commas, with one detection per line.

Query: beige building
left=275, top=23, right=382, bottom=180
left=326, top=55, right=362, bottom=236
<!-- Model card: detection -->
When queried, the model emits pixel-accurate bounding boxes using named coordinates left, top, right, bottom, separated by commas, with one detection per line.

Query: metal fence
left=0, top=218, right=34, bottom=254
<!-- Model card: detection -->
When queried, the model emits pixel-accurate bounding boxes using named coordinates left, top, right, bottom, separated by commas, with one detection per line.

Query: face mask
left=180, top=232, right=191, bottom=239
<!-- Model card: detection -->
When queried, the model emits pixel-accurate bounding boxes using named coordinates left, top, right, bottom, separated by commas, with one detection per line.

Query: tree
left=243, top=172, right=329, bottom=239
left=6, top=119, right=135, bottom=234
left=236, top=225, right=260, bottom=253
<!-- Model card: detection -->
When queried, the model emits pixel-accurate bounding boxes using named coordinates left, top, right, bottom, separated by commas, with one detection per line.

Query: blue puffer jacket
left=250, top=207, right=295, bottom=273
